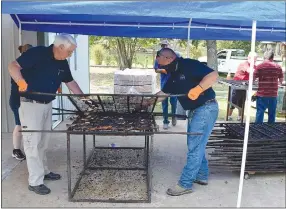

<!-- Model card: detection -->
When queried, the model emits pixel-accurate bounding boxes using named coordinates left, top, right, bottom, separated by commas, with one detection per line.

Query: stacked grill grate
left=218, top=79, right=259, bottom=90
left=208, top=123, right=286, bottom=172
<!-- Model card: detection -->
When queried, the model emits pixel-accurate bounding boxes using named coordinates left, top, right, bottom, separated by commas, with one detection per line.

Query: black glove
left=251, top=95, right=257, bottom=102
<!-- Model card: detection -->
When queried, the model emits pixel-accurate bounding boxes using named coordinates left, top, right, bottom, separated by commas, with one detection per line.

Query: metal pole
left=67, top=134, right=72, bottom=200
left=187, top=18, right=192, bottom=58
left=19, top=20, right=285, bottom=32
left=236, top=20, right=257, bottom=208
left=15, top=15, right=22, bottom=46
left=83, top=134, right=86, bottom=168
left=226, top=86, right=231, bottom=121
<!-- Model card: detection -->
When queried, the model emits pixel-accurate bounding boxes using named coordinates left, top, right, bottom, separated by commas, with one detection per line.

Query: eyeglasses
left=156, top=53, right=172, bottom=59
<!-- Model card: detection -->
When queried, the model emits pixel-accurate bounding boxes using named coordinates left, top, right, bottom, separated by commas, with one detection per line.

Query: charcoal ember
left=68, top=112, right=156, bottom=133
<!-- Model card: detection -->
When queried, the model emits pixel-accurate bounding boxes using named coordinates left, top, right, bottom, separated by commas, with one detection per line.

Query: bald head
left=264, top=50, right=274, bottom=60
left=159, top=48, right=177, bottom=58
left=156, top=48, right=177, bottom=66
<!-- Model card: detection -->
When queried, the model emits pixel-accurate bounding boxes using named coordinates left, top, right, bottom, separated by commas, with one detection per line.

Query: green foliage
left=189, top=45, right=203, bottom=59
left=90, top=44, right=105, bottom=65
left=217, top=41, right=261, bottom=55
left=178, top=40, right=202, bottom=49
left=89, top=36, right=159, bottom=69
left=104, top=54, right=112, bottom=66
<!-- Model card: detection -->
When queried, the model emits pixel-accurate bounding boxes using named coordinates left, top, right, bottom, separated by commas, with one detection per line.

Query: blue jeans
left=161, top=76, right=177, bottom=124
left=162, top=97, right=177, bottom=124
left=179, top=100, right=219, bottom=189
left=255, top=97, right=277, bottom=124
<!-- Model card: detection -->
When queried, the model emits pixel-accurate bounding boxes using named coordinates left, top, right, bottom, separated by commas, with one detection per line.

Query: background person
left=10, top=44, right=33, bottom=161
left=254, top=50, right=284, bottom=123
left=154, top=40, right=180, bottom=129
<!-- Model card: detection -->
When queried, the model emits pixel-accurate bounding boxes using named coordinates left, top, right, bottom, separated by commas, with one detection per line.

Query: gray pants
left=19, top=101, right=52, bottom=186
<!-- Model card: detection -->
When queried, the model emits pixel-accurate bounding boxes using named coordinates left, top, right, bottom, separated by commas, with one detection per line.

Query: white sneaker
left=237, top=116, right=242, bottom=121
left=163, top=124, right=169, bottom=130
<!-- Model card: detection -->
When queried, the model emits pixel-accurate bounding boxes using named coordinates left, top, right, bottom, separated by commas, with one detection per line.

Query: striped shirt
left=254, top=60, right=283, bottom=97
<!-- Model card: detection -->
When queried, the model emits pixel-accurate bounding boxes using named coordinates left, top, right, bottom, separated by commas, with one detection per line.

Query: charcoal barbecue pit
left=208, top=122, right=286, bottom=179
left=21, top=92, right=200, bottom=203
left=65, top=94, right=159, bottom=203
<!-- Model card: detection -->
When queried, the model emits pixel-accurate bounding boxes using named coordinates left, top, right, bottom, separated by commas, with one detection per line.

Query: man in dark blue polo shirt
left=155, top=48, right=219, bottom=196
left=8, top=33, right=84, bottom=195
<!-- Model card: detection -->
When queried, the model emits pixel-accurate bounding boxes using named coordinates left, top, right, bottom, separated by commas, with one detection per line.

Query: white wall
left=1, top=14, right=37, bottom=132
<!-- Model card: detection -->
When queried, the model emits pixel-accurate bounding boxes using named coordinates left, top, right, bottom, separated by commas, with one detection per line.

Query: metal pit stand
left=62, top=93, right=194, bottom=203
left=21, top=92, right=199, bottom=203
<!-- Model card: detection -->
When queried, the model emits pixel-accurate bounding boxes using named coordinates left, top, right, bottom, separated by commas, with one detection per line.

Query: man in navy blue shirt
left=155, top=48, right=219, bottom=196
left=154, top=40, right=180, bottom=129
left=8, top=34, right=84, bottom=195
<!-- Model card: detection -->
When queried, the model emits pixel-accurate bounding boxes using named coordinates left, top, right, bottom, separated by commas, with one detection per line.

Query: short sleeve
left=16, top=47, right=45, bottom=69
left=154, top=59, right=159, bottom=70
left=61, top=60, right=74, bottom=83
left=278, top=66, right=284, bottom=79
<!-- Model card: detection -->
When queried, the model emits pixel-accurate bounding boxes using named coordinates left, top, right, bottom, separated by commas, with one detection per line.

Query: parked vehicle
left=198, top=49, right=284, bottom=74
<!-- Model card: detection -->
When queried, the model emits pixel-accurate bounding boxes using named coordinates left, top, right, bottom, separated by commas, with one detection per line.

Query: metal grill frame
left=21, top=92, right=201, bottom=203
left=65, top=94, right=157, bottom=203
left=67, top=133, right=153, bottom=203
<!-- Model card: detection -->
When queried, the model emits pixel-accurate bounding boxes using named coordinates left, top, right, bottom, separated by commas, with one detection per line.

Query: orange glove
left=57, top=87, right=62, bottom=93
left=16, top=79, right=28, bottom=92
left=188, top=85, right=203, bottom=100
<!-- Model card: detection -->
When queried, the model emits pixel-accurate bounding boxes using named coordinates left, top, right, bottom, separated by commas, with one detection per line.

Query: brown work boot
left=166, top=184, right=193, bottom=196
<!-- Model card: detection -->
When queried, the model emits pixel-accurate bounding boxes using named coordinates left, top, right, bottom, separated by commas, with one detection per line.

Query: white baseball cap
left=160, top=40, right=169, bottom=45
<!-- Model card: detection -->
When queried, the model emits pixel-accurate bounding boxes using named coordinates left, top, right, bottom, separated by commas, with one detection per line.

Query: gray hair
left=264, top=50, right=274, bottom=60
left=53, top=33, right=77, bottom=48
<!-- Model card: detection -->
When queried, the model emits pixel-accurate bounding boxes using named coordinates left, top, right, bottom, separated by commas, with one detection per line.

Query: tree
left=89, top=36, right=158, bottom=70
left=207, top=40, right=218, bottom=71
left=217, top=41, right=261, bottom=55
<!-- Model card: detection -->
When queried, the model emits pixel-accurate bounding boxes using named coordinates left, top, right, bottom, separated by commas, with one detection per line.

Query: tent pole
left=19, top=20, right=285, bottom=33
left=15, top=15, right=22, bottom=46
left=236, top=20, right=257, bottom=208
left=187, top=18, right=192, bottom=58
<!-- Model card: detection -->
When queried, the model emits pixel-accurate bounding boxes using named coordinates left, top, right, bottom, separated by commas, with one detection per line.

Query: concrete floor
left=1, top=120, right=285, bottom=208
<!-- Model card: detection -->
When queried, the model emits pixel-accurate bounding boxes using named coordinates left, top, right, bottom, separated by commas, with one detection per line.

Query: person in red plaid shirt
left=254, top=50, right=284, bottom=123
left=228, top=52, right=257, bottom=121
